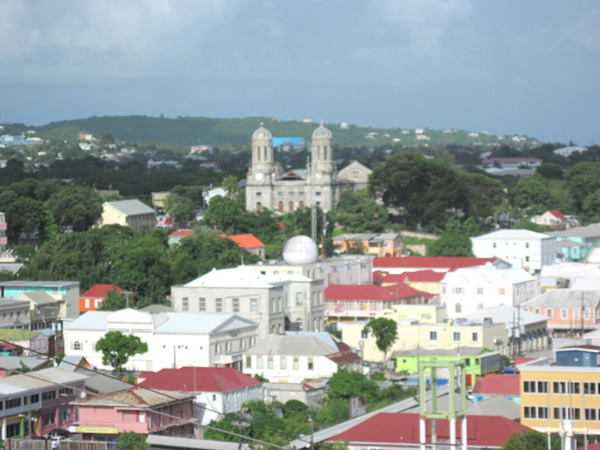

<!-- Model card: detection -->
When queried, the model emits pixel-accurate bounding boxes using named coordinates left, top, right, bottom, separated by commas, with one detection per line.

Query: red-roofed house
left=79, top=284, right=122, bottom=313
left=373, top=256, right=506, bottom=274
left=329, top=412, right=533, bottom=449
left=531, top=209, right=569, bottom=230
left=374, top=270, right=446, bottom=295
left=139, top=366, right=263, bottom=426
left=168, top=229, right=194, bottom=246
left=325, top=283, right=427, bottom=323
left=226, top=233, right=265, bottom=260
left=472, top=374, right=520, bottom=404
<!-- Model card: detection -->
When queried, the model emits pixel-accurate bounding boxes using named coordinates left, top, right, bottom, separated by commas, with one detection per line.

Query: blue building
left=555, top=345, right=600, bottom=367
left=547, top=224, right=600, bottom=262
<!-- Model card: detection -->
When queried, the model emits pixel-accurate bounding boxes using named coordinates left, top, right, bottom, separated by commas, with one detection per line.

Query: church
left=245, top=122, right=371, bottom=213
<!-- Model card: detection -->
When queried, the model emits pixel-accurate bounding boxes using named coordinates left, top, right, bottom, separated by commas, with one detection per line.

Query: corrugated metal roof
left=522, top=290, right=600, bottom=309
left=104, top=199, right=155, bottom=216
left=73, top=388, right=194, bottom=407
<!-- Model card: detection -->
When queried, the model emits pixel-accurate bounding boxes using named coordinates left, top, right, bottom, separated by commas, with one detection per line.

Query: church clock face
left=315, top=172, right=322, bottom=179
left=255, top=172, right=263, bottom=181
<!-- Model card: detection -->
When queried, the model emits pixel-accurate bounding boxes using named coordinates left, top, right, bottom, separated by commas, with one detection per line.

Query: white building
left=243, top=332, right=361, bottom=383
left=441, top=264, right=538, bottom=318
left=471, top=229, right=556, bottom=272
left=64, top=309, right=259, bottom=372
left=139, top=367, right=263, bottom=426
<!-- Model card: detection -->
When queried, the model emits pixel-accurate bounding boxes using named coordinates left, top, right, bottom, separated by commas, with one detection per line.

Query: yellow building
left=97, top=199, right=156, bottom=232
left=519, top=347, right=600, bottom=444
left=382, top=304, right=446, bottom=324
left=342, top=318, right=507, bottom=362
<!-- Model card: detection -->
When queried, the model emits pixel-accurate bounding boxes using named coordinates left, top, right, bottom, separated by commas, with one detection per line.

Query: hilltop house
left=97, top=199, right=156, bottom=232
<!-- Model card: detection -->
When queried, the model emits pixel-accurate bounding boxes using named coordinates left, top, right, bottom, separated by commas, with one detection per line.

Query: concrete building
left=333, top=233, right=402, bottom=258
left=97, top=199, right=156, bottom=232
left=243, top=332, right=361, bottom=383
left=337, top=161, right=372, bottom=193
left=0, top=281, right=79, bottom=320
left=64, top=308, right=259, bottom=371
left=374, top=270, right=445, bottom=295
left=547, top=224, right=600, bottom=262
left=440, top=265, right=538, bottom=318
left=373, top=256, right=508, bottom=275
left=14, top=291, right=59, bottom=330
left=0, top=213, right=6, bottom=253
left=471, top=229, right=556, bottom=272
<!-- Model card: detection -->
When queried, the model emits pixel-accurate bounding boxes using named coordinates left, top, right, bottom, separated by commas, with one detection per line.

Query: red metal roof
left=169, top=229, right=194, bottom=238
left=472, top=374, right=520, bottom=396
left=226, top=233, right=264, bottom=248
left=329, top=412, right=532, bottom=448
left=373, top=256, right=498, bottom=270
left=139, top=367, right=262, bottom=393
left=549, top=209, right=566, bottom=219
left=325, top=284, right=426, bottom=301
left=374, top=270, right=446, bottom=284
left=80, top=284, right=122, bottom=299
left=327, top=341, right=362, bottom=365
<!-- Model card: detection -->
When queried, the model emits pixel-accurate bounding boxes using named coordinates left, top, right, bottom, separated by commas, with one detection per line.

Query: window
left=251, top=298, right=258, bottom=313
left=493, top=242, right=496, bottom=248
left=477, top=288, right=483, bottom=295
left=308, top=358, right=314, bottom=370
left=561, top=309, right=568, bottom=319
left=452, top=287, right=463, bottom=294
left=30, top=394, right=39, bottom=403
left=585, top=308, right=591, bottom=320
left=452, top=332, right=461, bottom=342
left=215, top=343, right=220, bottom=354
left=59, top=408, right=73, bottom=424
left=361, top=329, right=369, bottom=339
left=547, top=308, right=553, bottom=318
left=42, top=412, right=55, bottom=427
left=574, top=309, right=581, bottom=320
left=293, top=358, right=299, bottom=370
left=455, top=303, right=462, bottom=313
left=499, top=288, right=506, bottom=295
left=526, top=242, right=529, bottom=248
left=296, top=293, right=303, bottom=306
left=73, top=341, right=81, bottom=351
left=246, top=356, right=252, bottom=369
left=6, top=398, right=21, bottom=409
left=182, top=297, right=189, bottom=312
left=199, top=298, right=206, bottom=312
left=138, top=411, right=145, bottom=423
left=472, top=332, right=479, bottom=343
left=233, top=298, right=240, bottom=313
left=42, top=391, right=56, bottom=401
left=268, top=357, right=274, bottom=369
left=429, top=331, right=438, bottom=342
left=59, top=388, right=73, bottom=397
left=216, top=298, right=223, bottom=312
left=586, top=409, right=599, bottom=421
left=524, top=381, right=549, bottom=393
left=525, top=256, right=530, bottom=262
left=281, top=357, right=287, bottom=369
left=584, top=382, right=599, bottom=395
left=257, top=357, right=263, bottom=369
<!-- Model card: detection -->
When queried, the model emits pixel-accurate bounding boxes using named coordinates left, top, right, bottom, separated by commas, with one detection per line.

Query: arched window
left=73, top=341, right=81, bottom=351
left=289, top=201, right=294, bottom=212
left=477, top=303, right=484, bottom=310
left=455, top=303, right=462, bottom=313
left=278, top=201, right=284, bottom=212
left=296, top=319, right=303, bottom=331
left=299, top=201, right=305, bottom=210
left=257, top=202, right=262, bottom=211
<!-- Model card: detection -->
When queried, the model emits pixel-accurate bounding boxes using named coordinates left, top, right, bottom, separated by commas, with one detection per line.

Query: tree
left=117, top=432, right=150, bottom=450
left=363, top=318, right=398, bottom=371
left=164, top=192, right=196, bottom=226
left=536, top=162, right=563, bottom=179
left=46, top=187, right=103, bottom=232
left=502, top=431, right=560, bottom=450
left=369, top=152, right=465, bottom=230
left=333, top=190, right=389, bottom=233
left=564, top=162, right=600, bottom=214
left=427, top=218, right=479, bottom=257
left=95, top=331, right=148, bottom=376
left=99, top=289, right=128, bottom=311
left=222, top=175, right=238, bottom=197
left=460, top=172, right=505, bottom=223
left=511, top=175, right=551, bottom=214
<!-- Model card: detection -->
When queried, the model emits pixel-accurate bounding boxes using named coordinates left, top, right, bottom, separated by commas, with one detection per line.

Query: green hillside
left=2, top=115, right=541, bottom=148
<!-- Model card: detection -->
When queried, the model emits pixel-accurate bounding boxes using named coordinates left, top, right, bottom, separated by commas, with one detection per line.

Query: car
left=48, top=429, right=70, bottom=439
left=51, top=436, right=67, bottom=448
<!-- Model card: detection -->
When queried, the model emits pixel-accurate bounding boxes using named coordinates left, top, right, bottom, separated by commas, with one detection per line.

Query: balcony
left=0, top=222, right=6, bottom=230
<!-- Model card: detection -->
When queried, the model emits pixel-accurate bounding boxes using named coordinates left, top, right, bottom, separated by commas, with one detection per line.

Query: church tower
left=310, top=122, right=338, bottom=211
left=246, top=122, right=276, bottom=211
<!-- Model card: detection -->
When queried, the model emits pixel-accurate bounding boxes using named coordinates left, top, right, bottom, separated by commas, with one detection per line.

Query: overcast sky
left=1, top=0, right=598, bottom=145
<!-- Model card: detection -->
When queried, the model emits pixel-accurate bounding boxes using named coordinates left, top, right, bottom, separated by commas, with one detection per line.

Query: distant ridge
left=2, top=115, right=540, bottom=148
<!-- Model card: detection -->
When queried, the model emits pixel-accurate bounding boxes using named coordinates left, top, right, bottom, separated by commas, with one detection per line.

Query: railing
left=7, top=439, right=108, bottom=450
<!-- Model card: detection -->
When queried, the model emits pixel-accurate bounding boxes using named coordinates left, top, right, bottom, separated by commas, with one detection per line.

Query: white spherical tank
left=283, top=235, right=319, bottom=265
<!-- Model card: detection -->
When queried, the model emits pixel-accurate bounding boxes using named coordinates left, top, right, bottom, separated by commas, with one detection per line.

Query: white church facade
left=245, top=122, right=370, bottom=213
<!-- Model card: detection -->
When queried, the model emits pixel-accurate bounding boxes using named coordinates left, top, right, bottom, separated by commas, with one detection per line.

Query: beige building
left=98, top=199, right=156, bottom=232
left=342, top=318, right=507, bottom=362
left=333, top=233, right=402, bottom=258
left=337, top=161, right=372, bottom=193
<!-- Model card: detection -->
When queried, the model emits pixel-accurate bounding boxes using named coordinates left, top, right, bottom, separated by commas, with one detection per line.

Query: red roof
left=514, top=357, right=535, bottom=370
left=327, top=341, right=362, bottom=365
left=225, top=233, right=264, bottom=248
left=549, top=209, right=566, bottom=219
left=374, top=270, right=446, bottom=284
left=577, top=444, right=600, bottom=450
left=80, top=284, right=122, bottom=299
left=325, top=284, right=426, bottom=301
left=169, top=229, right=194, bottom=238
left=373, top=256, right=498, bottom=271
left=329, top=412, right=532, bottom=448
left=472, top=374, right=520, bottom=396
left=139, top=367, right=262, bottom=393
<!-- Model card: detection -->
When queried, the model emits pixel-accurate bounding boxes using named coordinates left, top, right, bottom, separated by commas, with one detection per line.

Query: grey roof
left=521, top=290, right=600, bottom=309
left=0, top=263, right=23, bottom=274
left=546, top=223, right=600, bottom=239
left=58, top=355, right=89, bottom=372
left=467, top=396, right=521, bottom=420
left=147, top=436, right=249, bottom=450
left=556, top=239, right=586, bottom=248
left=0, top=356, right=51, bottom=371
left=464, top=305, right=548, bottom=329
left=140, top=304, right=173, bottom=313
left=0, top=299, right=29, bottom=310
left=334, top=233, right=399, bottom=242
left=391, top=347, right=489, bottom=358
left=571, top=278, right=600, bottom=290
left=64, top=311, right=110, bottom=331
left=0, top=367, right=89, bottom=395
left=405, top=391, right=474, bottom=414
left=104, top=199, right=155, bottom=216
left=245, top=333, right=338, bottom=357
left=84, top=373, right=133, bottom=394
left=16, top=290, right=57, bottom=305
left=0, top=281, right=78, bottom=288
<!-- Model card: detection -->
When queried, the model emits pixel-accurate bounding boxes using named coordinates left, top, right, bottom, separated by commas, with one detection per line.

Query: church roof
left=252, top=123, right=272, bottom=139
left=312, top=122, right=332, bottom=138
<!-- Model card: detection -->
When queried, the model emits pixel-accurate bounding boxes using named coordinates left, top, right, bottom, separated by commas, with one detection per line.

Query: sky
left=0, top=0, right=599, bottom=145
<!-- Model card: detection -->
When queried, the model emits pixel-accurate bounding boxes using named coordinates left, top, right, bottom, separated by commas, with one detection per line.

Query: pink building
left=73, top=388, right=195, bottom=446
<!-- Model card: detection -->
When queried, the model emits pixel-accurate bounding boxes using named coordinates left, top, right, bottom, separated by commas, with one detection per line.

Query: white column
left=1, top=417, right=5, bottom=441
left=419, top=417, right=426, bottom=450
left=462, top=417, right=468, bottom=450
left=450, top=418, right=456, bottom=447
